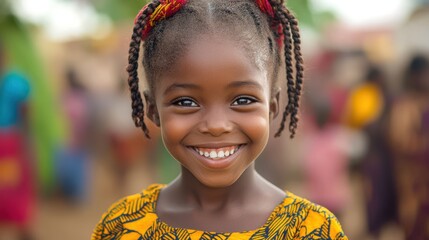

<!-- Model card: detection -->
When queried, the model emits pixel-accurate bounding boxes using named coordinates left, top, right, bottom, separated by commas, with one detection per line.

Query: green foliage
left=0, top=0, right=11, bottom=19
left=286, top=0, right=314, bottom=27
left=287, top=0, right=336, bottom=30
left=94, top=0, right=149, bottom=21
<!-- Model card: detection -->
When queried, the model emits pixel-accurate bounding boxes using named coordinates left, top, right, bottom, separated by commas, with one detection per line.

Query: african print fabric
left=92, top=184, right=348, bottom=239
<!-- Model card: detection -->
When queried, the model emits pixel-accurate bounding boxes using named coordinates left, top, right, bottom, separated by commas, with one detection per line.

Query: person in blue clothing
left=0, top=40, right=34, bottom=240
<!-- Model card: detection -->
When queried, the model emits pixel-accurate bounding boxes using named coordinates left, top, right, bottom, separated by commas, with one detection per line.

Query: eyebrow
left=227, top=80, right=264, bottom=91
left=163, top=80, right=263, bottom=95
left=163, top=83, right=201, bottom=95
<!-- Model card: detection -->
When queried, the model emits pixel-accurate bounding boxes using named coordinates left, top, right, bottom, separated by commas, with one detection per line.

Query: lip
left=189, top=142, right=245, bottom=148
left=187, top=144, right=244, bottom=169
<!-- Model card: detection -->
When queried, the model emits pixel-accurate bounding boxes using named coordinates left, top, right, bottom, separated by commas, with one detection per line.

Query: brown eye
left=172, top=97, right=199, bottom=107
left=232, top=96, right=257, bottom=106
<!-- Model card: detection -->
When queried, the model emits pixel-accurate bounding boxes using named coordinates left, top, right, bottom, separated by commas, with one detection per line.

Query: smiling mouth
left=191, top=145, right=242, bottom=160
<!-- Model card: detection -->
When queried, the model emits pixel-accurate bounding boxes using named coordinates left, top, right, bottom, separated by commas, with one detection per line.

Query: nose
left=198, top=106, right=233, bottom=137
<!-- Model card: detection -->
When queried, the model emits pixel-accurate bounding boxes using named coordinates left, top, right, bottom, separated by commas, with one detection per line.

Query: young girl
left=92, top=0, right=348, bottom=239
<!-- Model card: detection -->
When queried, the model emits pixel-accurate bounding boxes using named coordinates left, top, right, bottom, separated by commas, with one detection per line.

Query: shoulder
left=275, top=191, right=348, bottom=240
left=91, top=184, right=165, bottom=240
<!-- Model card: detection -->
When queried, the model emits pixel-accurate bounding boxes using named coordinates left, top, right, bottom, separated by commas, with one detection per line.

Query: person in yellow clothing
left=92, top=0, right=348, bottom=239
left=344, top=81, right=384, bottom=129
left=93, top=184, right=346, bottom=239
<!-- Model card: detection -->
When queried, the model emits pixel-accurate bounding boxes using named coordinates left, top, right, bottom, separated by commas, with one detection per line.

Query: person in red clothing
left=0, top=40, right=34, bottom=240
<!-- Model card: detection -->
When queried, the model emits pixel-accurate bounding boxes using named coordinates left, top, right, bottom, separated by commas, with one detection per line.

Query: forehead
left=182, top=35, right=261, bottom=71
left=157, top=34, right=269, bottom=90
left=167, top=34, right=266, bottom=77
left=143, top=1, right=277, bottom=89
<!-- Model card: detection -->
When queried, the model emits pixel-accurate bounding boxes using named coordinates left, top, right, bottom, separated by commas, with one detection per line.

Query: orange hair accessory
left=135, top=0, right=187, bottom=40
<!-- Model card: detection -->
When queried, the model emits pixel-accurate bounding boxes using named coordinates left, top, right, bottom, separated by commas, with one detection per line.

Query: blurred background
left=0, top=0, right=428, bottom=239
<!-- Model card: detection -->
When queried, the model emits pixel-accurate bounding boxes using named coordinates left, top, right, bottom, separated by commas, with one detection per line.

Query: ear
left=270, top=87, right=280, bottom=120
left=143, top=90, right=160, bottom=127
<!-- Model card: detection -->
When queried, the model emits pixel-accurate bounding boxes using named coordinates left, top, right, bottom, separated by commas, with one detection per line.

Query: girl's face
left=148, top=35, right=278, bottom=188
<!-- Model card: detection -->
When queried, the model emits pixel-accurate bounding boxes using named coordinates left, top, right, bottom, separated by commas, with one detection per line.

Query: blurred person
left=256, top=50, right=342, bottom=190
left=55, top=68, right=91, bottom=203
left=299, top=50, right=357, bottom=219
left=343, top=66, right=385, bottom=130
left=105, top=78, right=159, bottom=194
left=357, top=66, right=397, bottom=237
left=0, top=40, right=34, bottom=239
left=388, top=55, right=429, bottom=240
left=302, top=92, right=352, bottom=218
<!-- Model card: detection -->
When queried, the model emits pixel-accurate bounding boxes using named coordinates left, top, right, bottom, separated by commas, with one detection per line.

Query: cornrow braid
left=268, top=0, right=304, bottom=138
left=126, top=0, right=162, bottom=138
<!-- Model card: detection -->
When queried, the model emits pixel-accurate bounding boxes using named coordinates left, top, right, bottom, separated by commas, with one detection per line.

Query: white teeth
left=194, top=146, right=240, bottom=159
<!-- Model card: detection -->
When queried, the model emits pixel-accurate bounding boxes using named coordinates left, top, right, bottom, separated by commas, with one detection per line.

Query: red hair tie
left=135, top=0, right=187, bottom=40
left=255, top=0, right=284, bottom=47
left=256, top=0, right=274, bottom=18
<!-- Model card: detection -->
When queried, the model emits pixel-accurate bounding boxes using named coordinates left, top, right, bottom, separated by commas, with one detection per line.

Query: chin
left=195, top=173, right=241, bottom=189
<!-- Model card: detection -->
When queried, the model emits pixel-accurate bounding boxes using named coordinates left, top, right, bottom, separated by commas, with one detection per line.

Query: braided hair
left=126, top=0, right=304, bottom=139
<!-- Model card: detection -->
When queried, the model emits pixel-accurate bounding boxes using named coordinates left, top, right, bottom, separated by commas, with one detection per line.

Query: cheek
left=238, top=112, right=270, bottom=145
left=253, top=116, right=270, bottom=140
left=160, top=113, right=194, bottom=145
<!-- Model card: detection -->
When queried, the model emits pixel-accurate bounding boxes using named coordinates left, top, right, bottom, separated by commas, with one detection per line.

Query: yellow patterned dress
left=92, top=184, right=348, bottom=239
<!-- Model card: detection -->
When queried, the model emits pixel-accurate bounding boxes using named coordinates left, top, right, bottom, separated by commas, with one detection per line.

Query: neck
left=171, top=165, right=261, bottom=211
